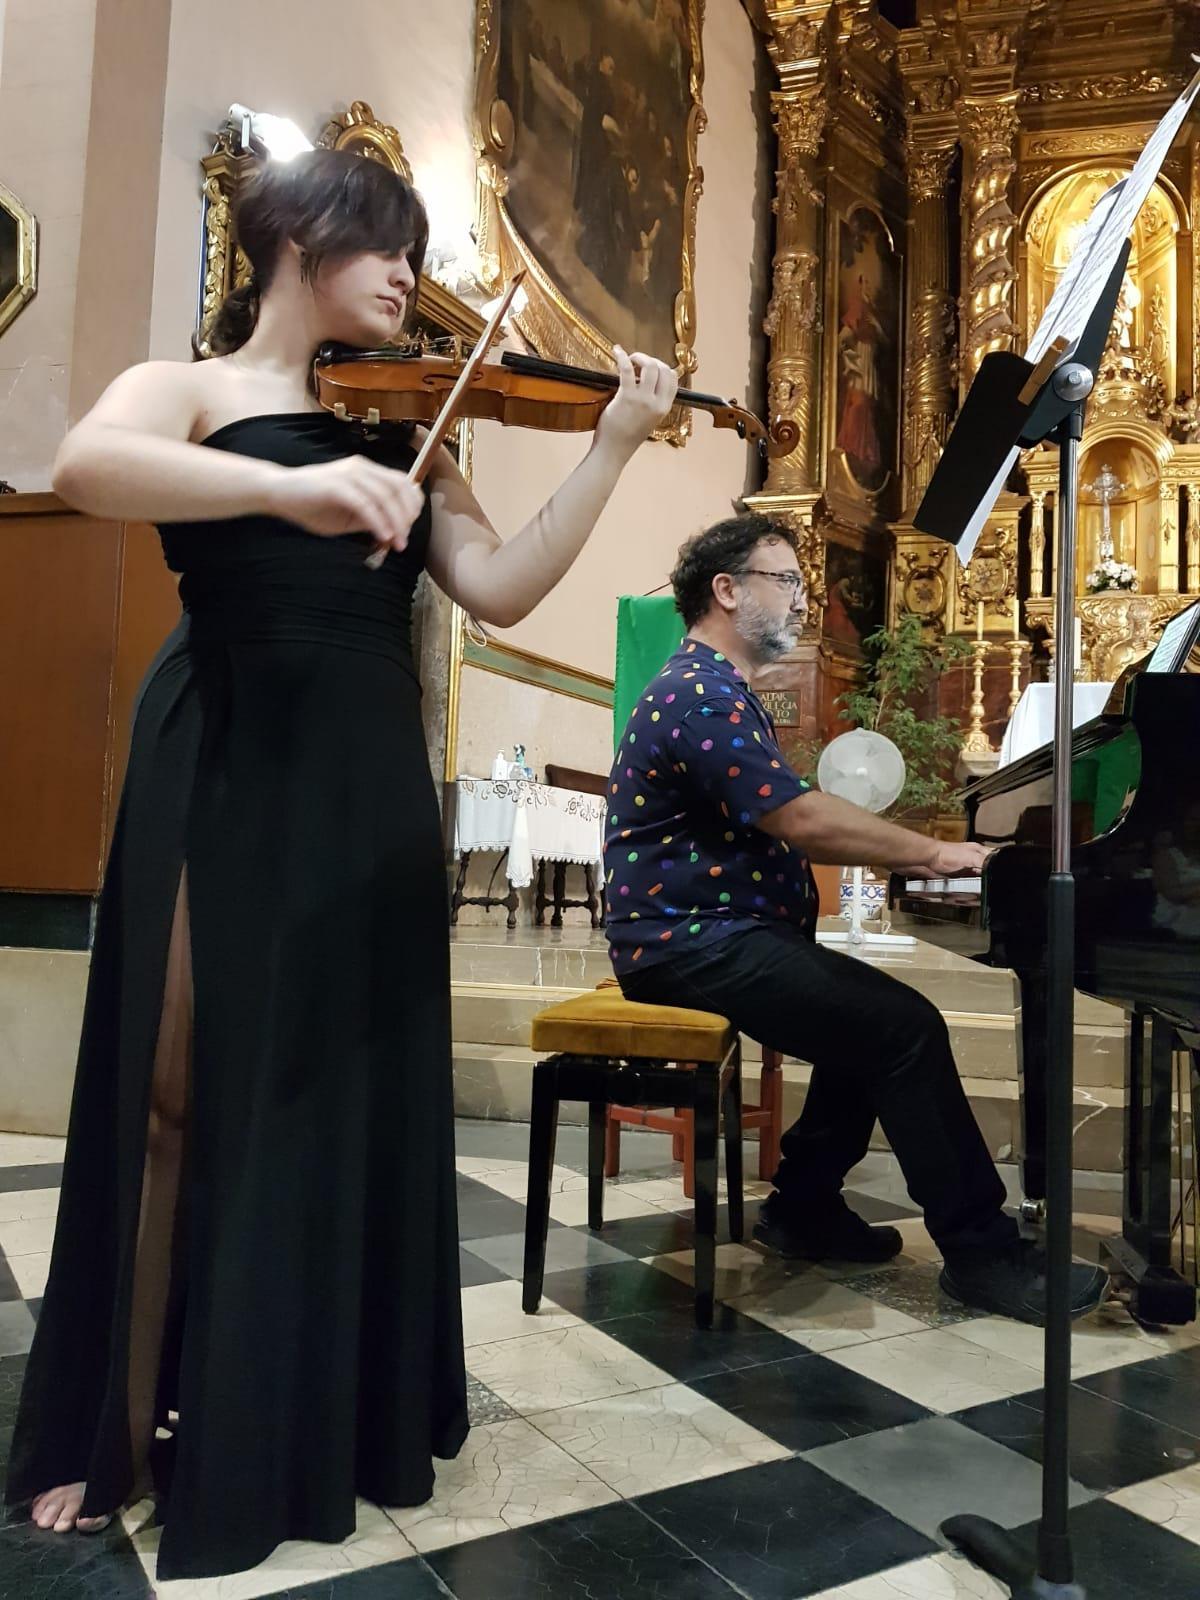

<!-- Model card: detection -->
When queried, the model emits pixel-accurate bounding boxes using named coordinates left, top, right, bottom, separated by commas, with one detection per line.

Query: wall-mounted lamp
left=224, top=104, right=313, bottom=162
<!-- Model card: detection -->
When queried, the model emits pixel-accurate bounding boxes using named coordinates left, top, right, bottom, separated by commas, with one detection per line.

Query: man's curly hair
left=670, top=511, right=800, bottom=629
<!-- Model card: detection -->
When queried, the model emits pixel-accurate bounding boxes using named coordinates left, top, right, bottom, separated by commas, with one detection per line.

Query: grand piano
left=893, top=601, right=1200, bottom=1325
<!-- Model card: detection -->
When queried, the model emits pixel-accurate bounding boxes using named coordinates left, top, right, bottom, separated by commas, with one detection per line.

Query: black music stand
left=914, top=253, right=1127, bottom=1600
left=914, top=72, right=1199, bottom=1599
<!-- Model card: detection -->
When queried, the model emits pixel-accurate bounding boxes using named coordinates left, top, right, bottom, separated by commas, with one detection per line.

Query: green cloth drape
left=613, top=595, right=686, bottom=748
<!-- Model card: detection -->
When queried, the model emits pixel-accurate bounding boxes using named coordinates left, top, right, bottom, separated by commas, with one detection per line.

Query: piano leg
left=1102, top=1009, right=1197, bottom=1327
left=1013, top=968, right=1048, bottom=1208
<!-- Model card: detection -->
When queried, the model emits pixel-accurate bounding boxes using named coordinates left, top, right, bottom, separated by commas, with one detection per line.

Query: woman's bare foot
left=30, top=1484, right=111, bottom=1534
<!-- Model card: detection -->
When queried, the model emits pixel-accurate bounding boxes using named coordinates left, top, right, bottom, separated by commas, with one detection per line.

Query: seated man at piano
left=606, top=511, right=1107, bottom=1325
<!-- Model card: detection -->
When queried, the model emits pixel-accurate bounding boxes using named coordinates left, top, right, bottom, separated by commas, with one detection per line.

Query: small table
left=451, top=778, right=606, bottom=928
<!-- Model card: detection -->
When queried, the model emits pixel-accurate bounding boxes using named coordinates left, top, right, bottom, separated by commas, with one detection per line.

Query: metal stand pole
left=942, top=364, right=1093, bottom=1600
left=1038, top=381, right=1089, bottom=1591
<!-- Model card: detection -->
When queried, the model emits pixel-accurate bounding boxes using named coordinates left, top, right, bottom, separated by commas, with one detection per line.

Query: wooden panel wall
left=0, top=494, right=180, bottom=893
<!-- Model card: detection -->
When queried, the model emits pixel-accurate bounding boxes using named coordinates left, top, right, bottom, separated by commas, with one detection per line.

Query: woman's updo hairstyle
left=201, top=147, right=429, bottom=357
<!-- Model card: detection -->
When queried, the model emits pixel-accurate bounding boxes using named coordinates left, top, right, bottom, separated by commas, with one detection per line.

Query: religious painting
left=833, top=206, right=900, bottom=495
left=0, top=181, right=37, bottom=340
left=476, top=0, right=704, bottom=407
left=823, top=541, right=888, bottom=650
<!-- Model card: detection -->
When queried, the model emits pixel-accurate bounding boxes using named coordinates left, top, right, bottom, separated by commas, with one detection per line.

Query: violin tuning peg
left=366, top=407, right=381, bottom=426
left=333, top=403, right=349, bottom=421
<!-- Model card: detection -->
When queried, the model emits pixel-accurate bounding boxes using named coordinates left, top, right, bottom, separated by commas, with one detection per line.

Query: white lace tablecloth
left=453, top=779, right=606, bottom=890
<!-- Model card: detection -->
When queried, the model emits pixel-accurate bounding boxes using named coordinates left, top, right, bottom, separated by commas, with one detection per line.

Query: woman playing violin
left=8, top=147, right=677, bottom=1580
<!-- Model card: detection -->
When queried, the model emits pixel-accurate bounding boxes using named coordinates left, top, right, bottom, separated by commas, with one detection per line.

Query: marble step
left=449, top=922, right=1124, bottom=1028
left=450, top=1042, right=1129, bottom=1175
left=451, top=979, right=1128, bottom=1090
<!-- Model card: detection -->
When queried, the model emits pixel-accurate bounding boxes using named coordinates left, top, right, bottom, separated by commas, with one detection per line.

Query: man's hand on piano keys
left=908, top=840, right=993, bottom=880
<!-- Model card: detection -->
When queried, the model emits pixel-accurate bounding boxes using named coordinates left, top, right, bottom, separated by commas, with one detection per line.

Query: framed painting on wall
left=823, top=540, right=888, bottom=650
left=0, top=180, right=37, bottom=340
left=832, top=204, right=900, bottom=497
left=475, top=0, right=706, bottom=435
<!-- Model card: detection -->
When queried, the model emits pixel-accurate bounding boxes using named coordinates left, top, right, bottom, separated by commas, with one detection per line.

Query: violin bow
left=364, top=269, right=527, bottom=570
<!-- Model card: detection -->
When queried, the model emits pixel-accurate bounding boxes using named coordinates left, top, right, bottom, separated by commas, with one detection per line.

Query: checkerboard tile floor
left=1, top=1123, right=1199, bottom=1599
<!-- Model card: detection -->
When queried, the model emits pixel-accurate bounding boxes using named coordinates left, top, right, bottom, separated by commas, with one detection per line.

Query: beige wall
left=455, top=667, right=611, bottom=780
left=0, top=0, right=97, bottom=488
left=68, top=0, right=171, bottom=421
left=148, top=0, right=479, bottom=361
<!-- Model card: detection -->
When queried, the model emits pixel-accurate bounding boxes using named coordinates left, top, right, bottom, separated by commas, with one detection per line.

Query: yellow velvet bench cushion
left=530, top=989, right=735, bottom=1062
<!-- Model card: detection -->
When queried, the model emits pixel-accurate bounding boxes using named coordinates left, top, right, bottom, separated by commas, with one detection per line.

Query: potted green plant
left=839, top=614, right=972, bottom=820
left=795, top=614, right=970, bottom=818
left=792, top=615, right=971, bottom=918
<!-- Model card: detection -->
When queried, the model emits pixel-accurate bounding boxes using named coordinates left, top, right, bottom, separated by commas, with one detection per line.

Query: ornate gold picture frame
left=824, top=199, right=902, bottom=508
left=0, top=180, right=38, bottom=340
left=475, top=0, right=706, bottom=443
left=196, top=101, right=482, bottom=355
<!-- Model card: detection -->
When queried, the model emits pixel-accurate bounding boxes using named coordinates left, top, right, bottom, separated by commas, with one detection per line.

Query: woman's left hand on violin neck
left=591, top=346, right=679, bottom=459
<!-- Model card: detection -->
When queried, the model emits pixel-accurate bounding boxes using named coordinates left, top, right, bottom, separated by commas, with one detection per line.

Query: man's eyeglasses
left=733, top=568, right=806, bottom=596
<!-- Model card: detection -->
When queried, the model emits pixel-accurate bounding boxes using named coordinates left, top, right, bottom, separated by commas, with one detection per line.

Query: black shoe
left=940, top=1239, right=1108, bottom=1326
left=753, top=1194, right=903, bottom=1264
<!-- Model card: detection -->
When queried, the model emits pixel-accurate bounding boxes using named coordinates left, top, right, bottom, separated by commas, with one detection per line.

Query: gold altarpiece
left=741, top=0, right=1200, bottom=760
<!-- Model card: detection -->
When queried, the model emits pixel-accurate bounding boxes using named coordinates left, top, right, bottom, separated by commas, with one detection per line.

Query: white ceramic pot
left=839, top=870, right=886, bottom=922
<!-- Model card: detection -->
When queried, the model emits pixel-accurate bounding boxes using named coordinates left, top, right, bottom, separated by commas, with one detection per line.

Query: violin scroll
left=767, top=416, right=802, bottom=459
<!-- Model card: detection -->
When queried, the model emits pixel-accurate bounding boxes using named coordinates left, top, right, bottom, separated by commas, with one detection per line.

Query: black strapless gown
left=5, top=414, right=468, bottom=1579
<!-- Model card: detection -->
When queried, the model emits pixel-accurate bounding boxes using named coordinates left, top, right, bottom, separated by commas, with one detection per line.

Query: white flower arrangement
left=1084, top=559, right=1138, bottom=593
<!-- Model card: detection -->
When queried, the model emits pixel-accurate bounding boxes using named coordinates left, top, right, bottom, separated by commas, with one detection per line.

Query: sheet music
left=955, top=66, right=1200, bottom=564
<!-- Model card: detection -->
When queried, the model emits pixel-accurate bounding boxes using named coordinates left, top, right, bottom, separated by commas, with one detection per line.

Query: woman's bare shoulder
left=85, top=356, right=292, bottom=444
left=82, top=359, right=210, bottom=440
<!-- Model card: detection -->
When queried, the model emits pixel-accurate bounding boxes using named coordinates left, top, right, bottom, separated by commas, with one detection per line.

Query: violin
left=330, top=273, right=798, bottom=570
left=314, top=346, right=799, bottom=460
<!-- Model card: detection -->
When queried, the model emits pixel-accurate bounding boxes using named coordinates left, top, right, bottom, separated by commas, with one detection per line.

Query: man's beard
left=734, top=594, right=798, bottom=664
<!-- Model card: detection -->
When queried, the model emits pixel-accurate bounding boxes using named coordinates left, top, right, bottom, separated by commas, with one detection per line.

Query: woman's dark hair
left=670, top=510, right=800, bottom=628
left=202, top=147, right=429, bottom=357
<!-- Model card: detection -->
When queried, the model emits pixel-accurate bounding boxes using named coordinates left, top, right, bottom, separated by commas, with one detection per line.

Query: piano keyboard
left=902, top=878, right=981, bottom=895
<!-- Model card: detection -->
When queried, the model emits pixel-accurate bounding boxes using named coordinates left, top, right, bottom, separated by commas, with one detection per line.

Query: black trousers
left=620, top=925, right=1018, bottom=1260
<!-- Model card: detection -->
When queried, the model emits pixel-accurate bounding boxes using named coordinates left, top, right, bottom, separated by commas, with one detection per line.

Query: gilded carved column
left=1188, top=484, right=1200, bottom=593
left=958, top=97, right=1019, bottom=387
left=1160, top=482, right=1181, bottom=594
left=1050, top=493, right=1058, bottom=590
left=903, top=142, right=958, bottom=514
left=1029, top=488, right=1046, bottom=595
left=763, top=84, right=828, bottom=497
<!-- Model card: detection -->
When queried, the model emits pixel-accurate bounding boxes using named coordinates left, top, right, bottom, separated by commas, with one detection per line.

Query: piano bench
left=525, top=988, right=746, bottom=1327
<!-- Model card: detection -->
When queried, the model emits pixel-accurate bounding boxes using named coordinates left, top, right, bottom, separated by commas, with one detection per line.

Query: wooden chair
left=605, top=1044, right=784, bottom=1198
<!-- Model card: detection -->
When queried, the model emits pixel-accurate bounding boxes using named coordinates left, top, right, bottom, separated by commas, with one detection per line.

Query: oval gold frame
left=316, top=100, right=413, bottom=180
left=0, top=180, right=38, bottom=340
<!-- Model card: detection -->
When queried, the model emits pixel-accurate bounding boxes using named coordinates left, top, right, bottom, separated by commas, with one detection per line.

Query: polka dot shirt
left=604, top=638, right=817, bottom=976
